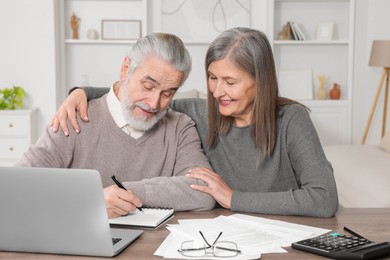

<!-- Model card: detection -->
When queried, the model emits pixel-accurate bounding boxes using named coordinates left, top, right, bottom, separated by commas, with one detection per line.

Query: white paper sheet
left=154, top=214, right=330, bottom=259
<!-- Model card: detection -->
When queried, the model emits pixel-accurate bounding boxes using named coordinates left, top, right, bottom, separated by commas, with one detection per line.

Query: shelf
left=65, top=39, right=138, bottom=45
left=182, top=41, right=213, bottom=45
left=274, top=40, right=349, bottom=45
left=300, top=100, right=348, bottom=107
left=66, top=0, right=139, bottom=1
left=275, top=0, right=349, bottom=2
left=65, top=40, right=212, bottom=46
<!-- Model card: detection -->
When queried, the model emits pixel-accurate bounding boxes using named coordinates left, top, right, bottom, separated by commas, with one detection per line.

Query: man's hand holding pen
left=103, top=177, right=143, bottom=219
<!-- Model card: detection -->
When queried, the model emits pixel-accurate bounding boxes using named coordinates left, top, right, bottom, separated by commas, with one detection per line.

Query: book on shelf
left=292, top=21, right=306, bottom=40
left=288, top=21, right=306, bottom=41
left=109, top=207, right=174, bottom=230
left=288, top=21, right=299, bottom=40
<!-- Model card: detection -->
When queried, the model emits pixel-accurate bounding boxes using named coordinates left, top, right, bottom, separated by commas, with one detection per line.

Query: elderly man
left=16, top=33, right=215, bottom=218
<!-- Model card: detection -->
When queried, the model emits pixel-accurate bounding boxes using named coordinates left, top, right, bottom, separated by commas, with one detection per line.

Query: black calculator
left=292, top=228, right=390, bottom=259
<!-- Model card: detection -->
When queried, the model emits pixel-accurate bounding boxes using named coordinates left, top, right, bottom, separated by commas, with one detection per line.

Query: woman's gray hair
left=127, top=33, right=192, bottom=86
left=205, top=27, right=296, bottom=163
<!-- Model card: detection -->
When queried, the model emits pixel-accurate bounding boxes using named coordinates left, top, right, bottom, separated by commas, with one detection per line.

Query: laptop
left=0, top=166, right=143, bottom=257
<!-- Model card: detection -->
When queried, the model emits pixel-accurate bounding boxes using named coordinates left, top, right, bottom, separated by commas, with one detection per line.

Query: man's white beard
left=120, top=85, right=167, bottom=131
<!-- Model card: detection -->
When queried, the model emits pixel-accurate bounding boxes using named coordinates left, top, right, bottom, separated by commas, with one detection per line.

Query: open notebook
left=109, top=208, right=174, bottom=229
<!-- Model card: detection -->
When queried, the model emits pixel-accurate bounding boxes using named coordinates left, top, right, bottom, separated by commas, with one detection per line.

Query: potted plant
left=0, top=85, right=26, bottom=110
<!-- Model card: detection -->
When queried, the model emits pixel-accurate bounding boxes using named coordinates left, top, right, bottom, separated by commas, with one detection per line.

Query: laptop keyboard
left=112, top=238, right=122, bottom=245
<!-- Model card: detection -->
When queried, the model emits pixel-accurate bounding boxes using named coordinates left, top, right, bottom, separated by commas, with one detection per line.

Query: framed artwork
left=158, top=0, right=251, bottom=42
left=101, top=20, right=142, bottom=40
left=316, top=22, right=334, bottom=41
left=277, top=69, right=313, bottom=100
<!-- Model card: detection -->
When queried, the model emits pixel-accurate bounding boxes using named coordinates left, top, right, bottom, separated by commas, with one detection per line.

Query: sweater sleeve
left=123, top=114, right=216, bottom=211
left=15, top=125, right=76, bottom=168
left=69, top=86, right=109, bottom=101
left=231, top=106, right=339, bottom=217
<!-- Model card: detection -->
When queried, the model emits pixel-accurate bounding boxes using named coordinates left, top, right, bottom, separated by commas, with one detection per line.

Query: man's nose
left=147, top=91, right=161, bottom=110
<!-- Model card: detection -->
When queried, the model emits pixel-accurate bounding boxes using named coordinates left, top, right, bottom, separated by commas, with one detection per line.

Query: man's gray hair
left=127, top=33, right=192, bottom=86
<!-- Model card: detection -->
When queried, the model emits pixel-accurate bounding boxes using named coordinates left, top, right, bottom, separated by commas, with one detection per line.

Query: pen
left=111, top=175, right=144, bottom=213
left=343, top=227, right=369, bottom=240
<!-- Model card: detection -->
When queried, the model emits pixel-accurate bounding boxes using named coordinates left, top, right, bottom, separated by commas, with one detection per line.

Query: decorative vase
left=87, top=29, right=98, bottom=40
left=330, top=83, right=341, bottom=100
left=316, top=85, right=327, bottom=100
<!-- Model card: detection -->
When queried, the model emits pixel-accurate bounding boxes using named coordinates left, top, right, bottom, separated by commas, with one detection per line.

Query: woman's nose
left=213, top=81, right=226, bottom=98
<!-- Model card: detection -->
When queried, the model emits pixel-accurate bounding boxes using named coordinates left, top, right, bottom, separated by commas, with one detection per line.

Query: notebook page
left=109, top=208, right=174, bottom=228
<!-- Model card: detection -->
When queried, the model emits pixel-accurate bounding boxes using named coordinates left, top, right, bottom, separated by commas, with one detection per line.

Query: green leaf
left=0, top=85, right=26, bottom=110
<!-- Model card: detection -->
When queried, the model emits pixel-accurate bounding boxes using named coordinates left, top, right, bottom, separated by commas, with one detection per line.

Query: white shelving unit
left=56, top=0, right=148, bottom=102
left=56, top=0, right=267, bottom=98
left=268, top=0, right=355, bottom=146
left=55, top=0, right=355, bottom=146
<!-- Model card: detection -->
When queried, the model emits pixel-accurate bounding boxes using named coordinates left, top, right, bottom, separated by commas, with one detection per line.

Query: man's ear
left=120, top=56, right=130, bottom=81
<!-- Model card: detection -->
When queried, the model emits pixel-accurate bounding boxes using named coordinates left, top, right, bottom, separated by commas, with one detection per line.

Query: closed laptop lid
left=0, top=166, right=142, bottom=257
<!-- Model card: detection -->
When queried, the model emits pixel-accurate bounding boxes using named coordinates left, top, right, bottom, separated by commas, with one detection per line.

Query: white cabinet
left=304, top=101, right=350, bottom=146
left=0, top=110, right=37, bottom=166
left=267, top=0, right=355, bottom=145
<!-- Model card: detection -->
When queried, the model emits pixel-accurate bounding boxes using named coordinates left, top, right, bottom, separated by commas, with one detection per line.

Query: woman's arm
left=83, top=86, right=110, bottom=101
left=51, top=87, right=109, bottom=135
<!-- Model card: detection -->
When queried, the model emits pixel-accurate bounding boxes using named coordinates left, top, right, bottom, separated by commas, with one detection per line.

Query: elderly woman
left=52, top=27, right=338, bottom=217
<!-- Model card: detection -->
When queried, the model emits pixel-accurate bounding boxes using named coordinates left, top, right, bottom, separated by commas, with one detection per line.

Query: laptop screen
left=0, top=167, right=142, bottom=257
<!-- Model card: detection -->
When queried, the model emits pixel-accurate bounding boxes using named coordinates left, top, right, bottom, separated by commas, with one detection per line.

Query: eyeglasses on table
left=177, top=231, right=241, bottom=258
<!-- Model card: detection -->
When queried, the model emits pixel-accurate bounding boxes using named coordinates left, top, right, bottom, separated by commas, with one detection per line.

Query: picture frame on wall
left=316, top=22, right=334, bottom=41
left=101, top=19, right=142, bottom=40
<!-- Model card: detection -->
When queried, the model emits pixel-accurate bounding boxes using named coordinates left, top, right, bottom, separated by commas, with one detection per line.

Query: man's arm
left=18, top=113, right=144, bottom=219
left=123, top=114, right=216, bottom=211
left=51, top=87, right=109, bottom=135
left=16, top=124, right=77, bottom=168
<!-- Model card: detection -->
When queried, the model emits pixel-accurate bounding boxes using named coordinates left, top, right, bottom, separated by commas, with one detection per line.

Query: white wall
left=0, top=0, right=58, bottom=136
left=1, top=0, right=389, bottom=144
left=352, top=0, right=390, bottom=144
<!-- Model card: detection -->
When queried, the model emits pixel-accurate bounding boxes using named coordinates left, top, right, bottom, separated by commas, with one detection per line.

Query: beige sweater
left=16, top=95, right=215, bottom=211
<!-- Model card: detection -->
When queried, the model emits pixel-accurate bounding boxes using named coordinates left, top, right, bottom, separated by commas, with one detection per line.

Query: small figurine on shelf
left=316, top=74, right=327, bottom=100
left=278, top=23, right=291, bottom=40
left=87, top=29, right=98, bottom=40
left=70, top=13, right=80, bottom=39
left=330, top=83, right=341, bottom=100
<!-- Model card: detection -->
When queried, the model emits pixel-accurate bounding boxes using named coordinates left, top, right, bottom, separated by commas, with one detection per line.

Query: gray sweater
left=172, top=99, right=339, bottom=217
left=16, top=95, right=215, bottom=211
left=85, top=87, right=339, bottom=217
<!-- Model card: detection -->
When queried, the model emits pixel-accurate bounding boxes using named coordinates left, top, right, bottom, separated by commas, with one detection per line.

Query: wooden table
left=1, top=208, right=390, bottom=259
